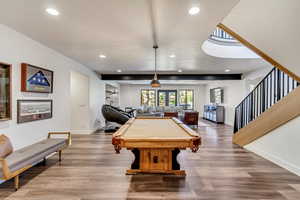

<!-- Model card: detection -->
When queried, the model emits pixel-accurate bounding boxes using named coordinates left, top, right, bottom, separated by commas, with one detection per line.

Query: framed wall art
left=210, top=87, right=224, bottom=104
left=0, top=62, right=12, bottom=121
left=17, top=100, right=53, bottom=123
left=21, top=63, right=53, bottom=93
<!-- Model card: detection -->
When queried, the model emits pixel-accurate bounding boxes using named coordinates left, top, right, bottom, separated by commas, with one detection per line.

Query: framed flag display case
left=0, top=62, right=12, bottom=121
left=17, top=100, right=53, bottom=123
left=21, top=63, right=53, bottom=93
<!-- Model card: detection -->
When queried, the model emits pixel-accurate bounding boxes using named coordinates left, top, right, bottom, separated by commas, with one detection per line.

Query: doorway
left=70, top=71, right=90, bottom=134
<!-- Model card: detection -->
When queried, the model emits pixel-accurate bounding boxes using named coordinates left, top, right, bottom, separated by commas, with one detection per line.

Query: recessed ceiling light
left=99, top=54, right=106, bottom=58
left=116, top=69, right=122, bottom=73
left=178, top=69, right=183, bottom=73
left=169, top=54, right=176, bottom=58
left=189, top=7, right=200, bottom=15
left=46, top=8, right=60, bottom=16
left=225, top=69, right=231, bottom=72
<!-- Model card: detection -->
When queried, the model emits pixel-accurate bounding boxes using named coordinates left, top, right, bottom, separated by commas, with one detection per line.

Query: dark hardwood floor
left=1, top=120, right=300, bottom=199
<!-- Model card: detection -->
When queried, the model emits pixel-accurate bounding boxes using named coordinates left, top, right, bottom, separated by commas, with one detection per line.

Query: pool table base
left=126, top=169, right=186, bottom=176
left=127, top=148, right=186, bottom=176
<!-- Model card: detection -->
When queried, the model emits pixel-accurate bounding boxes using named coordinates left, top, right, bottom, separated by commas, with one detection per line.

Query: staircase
left=233, top=67, right=300, bottom=146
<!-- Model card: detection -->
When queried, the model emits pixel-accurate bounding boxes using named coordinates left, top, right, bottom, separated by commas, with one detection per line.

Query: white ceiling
left=0, top=0, right=271, bottom=74
left=202, top=40, right=261, bottom=59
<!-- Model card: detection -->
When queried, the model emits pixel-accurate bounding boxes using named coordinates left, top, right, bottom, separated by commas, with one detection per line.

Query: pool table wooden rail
left=112, top=117, right=201, bottom=153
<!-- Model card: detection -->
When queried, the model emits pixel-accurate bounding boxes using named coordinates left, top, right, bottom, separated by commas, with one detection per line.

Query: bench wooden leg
left=14, top=175, right=19, bottom=191
left=59, top=150, right=62, bottom=162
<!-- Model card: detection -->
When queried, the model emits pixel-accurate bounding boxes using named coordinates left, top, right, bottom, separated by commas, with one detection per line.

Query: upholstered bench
left=0, top=132, right=71, bottom=190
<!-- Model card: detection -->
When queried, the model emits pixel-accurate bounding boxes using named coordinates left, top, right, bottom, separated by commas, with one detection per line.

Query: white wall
left=245, top=116, right=300, bottom=176
left=223, top=0, right=300, bottom=77
left=119, top=84, right=206, bottom=114
left=243, top=66, right=273, bottom=93
left=204, top=80, right=247, bottom=126
left=0, top=24, right=105, bottom=150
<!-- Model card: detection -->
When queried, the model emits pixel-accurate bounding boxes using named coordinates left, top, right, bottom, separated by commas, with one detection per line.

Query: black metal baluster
left=250, top=93, right=254, bottom=122
left=287, top=76, right=290, bottom=93
left=256, top=88, right=258, bottom=118
left=274, top=69, right=277, bottom=104
left=253, top=89, right=256, bottom=119
left=244, top=100, right=247, bottom=126
left=244, top=101, right=247, bottom=126
left=266, top=78, right=269, bottom=109
left=277, top=68, right=281, bottom=101
left=244, top=101, right=246, bottom=127
left=240, top=104, right=242, bottom=129
left=241, top=103, right=244, bottom=129
left=266, top=77, right=269, bottom=109
left=239, top=107, right=241, bottom=131
left=234, top=108, right=238, bottom=133
left=258, top=85, right=261, bottom=115
left=270, top=71, right=273, bottom=106
left=282, top=73, right=287, bottom=97
left=246, top=100, right=248, bottom=126
left=261, top=81, right=266, bottom=112
left=247, top=97, right=249, bottom=124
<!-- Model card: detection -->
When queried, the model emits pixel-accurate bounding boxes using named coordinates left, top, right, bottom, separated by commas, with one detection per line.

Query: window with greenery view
left=179, top=89, right=194, bottom=110
left=157, top=90, right=177, bottom=107
left=141, top=89, right=156, bottom=106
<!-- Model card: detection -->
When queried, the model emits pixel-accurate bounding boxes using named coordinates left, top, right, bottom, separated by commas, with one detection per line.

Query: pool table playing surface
left=112, top=117, right=201, bottom=176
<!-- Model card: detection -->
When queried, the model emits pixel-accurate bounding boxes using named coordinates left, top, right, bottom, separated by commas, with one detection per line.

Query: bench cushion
left=0, top=138, right=67, bottom=178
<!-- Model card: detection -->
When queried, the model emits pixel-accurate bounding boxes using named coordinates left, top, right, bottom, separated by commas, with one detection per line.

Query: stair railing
left=210, top=27, right=237, bottom=42
left=234, top=67, right=300, bottom=133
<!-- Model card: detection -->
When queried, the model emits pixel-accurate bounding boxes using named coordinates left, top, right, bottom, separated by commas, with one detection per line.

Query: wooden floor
left=1, top=120, right=300, bottom=200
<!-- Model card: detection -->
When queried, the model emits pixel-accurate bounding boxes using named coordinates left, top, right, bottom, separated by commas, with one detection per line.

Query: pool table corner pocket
left=112, top=137, right=122, bottom=153
left=191, top=137, right=201, bottom=153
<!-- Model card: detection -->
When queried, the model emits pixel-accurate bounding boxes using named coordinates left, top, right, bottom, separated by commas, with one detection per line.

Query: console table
left=203, top=105, right=224, bottom=123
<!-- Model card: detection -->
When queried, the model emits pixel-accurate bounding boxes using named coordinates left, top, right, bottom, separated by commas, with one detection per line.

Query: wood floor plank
left=1, top=119, right=299, bottom=199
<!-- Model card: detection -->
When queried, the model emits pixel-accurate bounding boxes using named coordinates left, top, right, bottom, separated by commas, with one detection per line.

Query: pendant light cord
left=154, top=45, right=158, bottom=77
left=151, top=45, right=160, bottom=87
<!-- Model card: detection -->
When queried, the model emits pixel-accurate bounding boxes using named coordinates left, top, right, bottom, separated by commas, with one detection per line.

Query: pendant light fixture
left=150, top=45, right=161, bottom=88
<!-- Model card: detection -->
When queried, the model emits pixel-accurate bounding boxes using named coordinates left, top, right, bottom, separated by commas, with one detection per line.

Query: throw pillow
left=0, top=134, right=13, bottom=158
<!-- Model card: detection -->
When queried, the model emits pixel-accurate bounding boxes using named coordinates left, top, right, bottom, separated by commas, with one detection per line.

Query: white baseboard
left=70, top=129, right=95, bottom=135
left=245, top=145, right=300, bottom=176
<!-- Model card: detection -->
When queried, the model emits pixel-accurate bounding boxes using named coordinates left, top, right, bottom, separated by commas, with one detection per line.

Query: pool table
left=112, top=117, right=201, bottom=176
